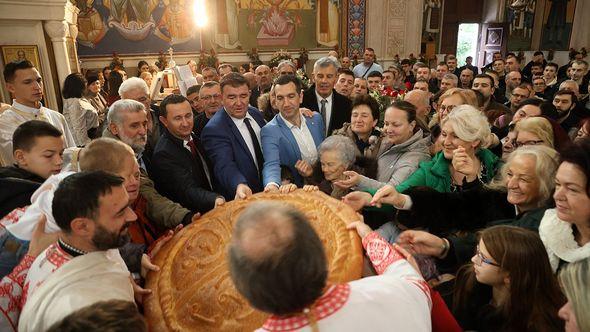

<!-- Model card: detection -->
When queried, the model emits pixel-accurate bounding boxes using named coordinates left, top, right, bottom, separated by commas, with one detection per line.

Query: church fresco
left=74, top=0, right=340, bottom=57
left=505, top=0, right=537, bottom=51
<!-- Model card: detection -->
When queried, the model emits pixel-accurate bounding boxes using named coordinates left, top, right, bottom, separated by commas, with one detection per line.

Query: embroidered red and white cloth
left=0, top=254, right=35, bottom=332
left=258, top=231, right=432, bottom=332
left=21, top=243, right=73, bottom=308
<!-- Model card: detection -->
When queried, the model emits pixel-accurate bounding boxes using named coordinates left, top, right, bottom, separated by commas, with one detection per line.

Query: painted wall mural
left=75, top=0, right=342, bottom=57
left=346, top=0, right=365, bottom=58
left=505, top=0, right=537, bottom=51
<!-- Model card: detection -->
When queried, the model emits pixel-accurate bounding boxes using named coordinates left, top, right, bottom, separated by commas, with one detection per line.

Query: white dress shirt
left=230, top=112, right=262, bottom=169
left=279, top=113, right=318, bottom=165
left=315, top=91, right=333, bottom=134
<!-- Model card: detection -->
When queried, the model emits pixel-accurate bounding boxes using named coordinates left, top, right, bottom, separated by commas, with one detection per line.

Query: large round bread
left=144, top=189, right=363, bottom=331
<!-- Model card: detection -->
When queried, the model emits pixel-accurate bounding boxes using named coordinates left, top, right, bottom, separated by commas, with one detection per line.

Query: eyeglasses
left=475, top=245, right=500, bottom=267
left=514, top=140, right=544, bottom=148
left=438, top=104, right=456, bottom=113
left=201, top=94, right=221, bottom=101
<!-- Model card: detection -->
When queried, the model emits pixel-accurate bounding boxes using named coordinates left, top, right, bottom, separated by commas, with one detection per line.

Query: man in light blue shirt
left=353, top=48, right=383, bottom=78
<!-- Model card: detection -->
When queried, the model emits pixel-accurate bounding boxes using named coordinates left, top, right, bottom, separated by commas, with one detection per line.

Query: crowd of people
left=0, top=45, right=589, bottom=331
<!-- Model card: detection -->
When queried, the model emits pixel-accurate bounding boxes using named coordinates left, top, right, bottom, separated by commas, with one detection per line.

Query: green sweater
left=394, top=149, right=501, bottom=193
left=365, top=149, right=501, bottom=211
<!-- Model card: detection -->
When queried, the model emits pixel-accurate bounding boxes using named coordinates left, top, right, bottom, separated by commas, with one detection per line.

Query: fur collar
left=538, top=209, right=590, bottom=272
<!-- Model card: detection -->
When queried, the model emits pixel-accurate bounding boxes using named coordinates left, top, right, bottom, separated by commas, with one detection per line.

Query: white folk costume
left=539, top=208, right=590, bottom=272
left=258, top=232, right=432, bottom=332
left=19, top=246, right=134, bottom=332
left=62, top=97, right=99, bottom=146
left=0, top=101, right=76, bottom=166
left=6, top=172, right=74, bottom=241
left=0, top=253, right=35, bottom=332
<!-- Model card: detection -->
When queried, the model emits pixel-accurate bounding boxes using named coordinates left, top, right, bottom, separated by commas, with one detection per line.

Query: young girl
left=453, top=225, right=565, bottom=331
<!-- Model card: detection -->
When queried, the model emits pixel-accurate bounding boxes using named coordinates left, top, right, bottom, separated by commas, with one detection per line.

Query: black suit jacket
left=151, top=130, right=219, bottom=213
left=301, top=86, right=352, bottom=135
left=249, top=86, right=271, bottom=107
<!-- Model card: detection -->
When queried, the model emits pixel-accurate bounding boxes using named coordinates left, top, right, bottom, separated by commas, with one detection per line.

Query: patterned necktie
left=320, top=99, right=327, bottom=134
left=243, top=118, right=264, bottom=178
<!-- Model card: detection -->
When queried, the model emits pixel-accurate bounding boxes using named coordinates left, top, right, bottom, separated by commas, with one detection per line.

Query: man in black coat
left=249, top=64, right=272, bottom=107
left=151, top=94, right=224, bottom=213
left=301, top=56, right=352, bottom=136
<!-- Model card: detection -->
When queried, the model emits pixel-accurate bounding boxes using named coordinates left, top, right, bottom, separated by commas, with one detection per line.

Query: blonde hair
left=559, top=257, right=590, bottom=332
left=79, top=138, right=135, bottom=174
left=489, top=145, right=560, bottom=208
left=515, top=117, right=554, bottom=148
left=441, top=105, right=491, bottom=148
left=438, top=88, right=479, bottom=108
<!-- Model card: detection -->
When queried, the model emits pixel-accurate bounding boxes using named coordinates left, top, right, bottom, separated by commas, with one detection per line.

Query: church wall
left=0, top=20, right=59, bottom=110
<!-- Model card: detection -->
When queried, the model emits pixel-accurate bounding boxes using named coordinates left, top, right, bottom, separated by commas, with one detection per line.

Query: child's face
left=15, top=136, right=64, bottom=179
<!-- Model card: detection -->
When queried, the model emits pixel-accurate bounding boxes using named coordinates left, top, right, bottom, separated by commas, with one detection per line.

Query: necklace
left=58, top=238, right=88, bottom=257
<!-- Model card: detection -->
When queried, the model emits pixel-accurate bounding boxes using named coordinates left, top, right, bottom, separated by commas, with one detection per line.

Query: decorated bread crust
left=144, top=189, right=363, bottom=331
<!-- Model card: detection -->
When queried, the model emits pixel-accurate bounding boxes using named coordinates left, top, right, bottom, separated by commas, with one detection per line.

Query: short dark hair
left=274, top=74, right=302, bottom=92
left=3, top=60, right=35, bottom=83
left=401, top=59, right=411, bottom=66
left=52, top=171, right=124, bottom=233
left=229, top=202, right=327, bottom=315
left=186, top=84, right=201, bottom=96
left=534, top=51, right=544, bottom=57
left=13, top=120, right=63, bottom=153
left=351, top=94, right=380, bottom=120
left=85, top=70, right=100, bottom=85
left=415, top=62, right=429, bottom=70
left=437, top=62, right=449, bottom=69
left=62, top=73, right=87, bottom=99
left=220, top=72, right=248, bottom=93
left=518, top=98, right=543, bottom=109
left=137, top=60, right=148, bottom=69
left=546, top=62, right=559, bottom=71
left=159, top=93, right=188, bottom=118
left=108, top=71, right=124, bottom=98
left=367, top=71, right=382, bottom=79
left=338, top=68, right=354, bottom=77
left=493, top=59, right=505, bottom=65
left=474, top=73, right=494, bottom=86
left=554, top=89, right=578, bottom=104
left=365, top=47, right=375, bottom=53
left=560, top=138, right=590, bottom=196
left=47, top=300, right=146, bottom=332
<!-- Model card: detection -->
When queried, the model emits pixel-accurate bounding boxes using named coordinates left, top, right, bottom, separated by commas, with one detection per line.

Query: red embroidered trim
left=46, top=243, right=72, bottom=268
left=261, top=284, right=350, bottom=331
left=0, top=207, right=27, bottom=229
left=362, top=231, right=404, bottom=275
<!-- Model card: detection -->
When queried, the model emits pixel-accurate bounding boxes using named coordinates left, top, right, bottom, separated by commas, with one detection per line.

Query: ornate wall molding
left=346, top=0, right=366, bottom=58
left=44, top=20, right=68, bottom=41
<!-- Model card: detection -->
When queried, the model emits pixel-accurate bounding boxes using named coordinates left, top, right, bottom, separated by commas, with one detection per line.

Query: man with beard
left=103, top=99, right=195, bottom=231
left=118, top=78, right=161, bottom=163
left=471, top=74, right=510, bottom=125
left=17, top=171, right=138, bottom=331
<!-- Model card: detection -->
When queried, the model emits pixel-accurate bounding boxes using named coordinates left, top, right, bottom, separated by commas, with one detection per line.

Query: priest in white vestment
left=0, top=60, right=75, bottom=166
left=228, top=202, right=432, bottom=332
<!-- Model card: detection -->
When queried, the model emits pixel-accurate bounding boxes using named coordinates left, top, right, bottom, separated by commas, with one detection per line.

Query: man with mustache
left=301, top=57, right=352, bottom=136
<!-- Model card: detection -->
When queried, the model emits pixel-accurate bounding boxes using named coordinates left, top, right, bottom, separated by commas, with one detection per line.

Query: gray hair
left=441, top=104, right=491, bottom=148
left=442, top=73, right=458, bottom=84
left=313, top=56, right=339, bottom=73
left=107, top=99, right=145, bottom=126
left=318, top=135, right=358, bottom=168
left=118, top=77, right=149, bottom=97
left=277, top=60, right=297, bottom=72
left=559, top=79, right=579, bottom=92
left=489, top=145, right=559, bottom=208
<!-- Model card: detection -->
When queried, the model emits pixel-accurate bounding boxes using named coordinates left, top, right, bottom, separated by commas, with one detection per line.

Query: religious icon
left=102, top=0, right=159, bottom=41
left=154, top=0, right=196, bottom=45
left=76, top=0, right=107, bottom=48
left=1, top=45, right=46, bottom=97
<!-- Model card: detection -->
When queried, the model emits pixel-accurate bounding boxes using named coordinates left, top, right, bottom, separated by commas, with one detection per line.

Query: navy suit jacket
left=261, top=113, right=325, bottom=187
left=151, top=130, right=218, bottom=213
left=201, top=106, right=266, bottom=200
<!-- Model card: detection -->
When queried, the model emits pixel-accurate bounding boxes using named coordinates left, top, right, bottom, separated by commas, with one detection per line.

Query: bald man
left=404, top=90, right=431, bottom=122
left=250, top=65, right=272, bottom=107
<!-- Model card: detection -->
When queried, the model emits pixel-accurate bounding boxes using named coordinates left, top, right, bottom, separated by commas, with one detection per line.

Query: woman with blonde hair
left=431, top=88, right=479, bottom=127
left=514, top=116, right=555, bottom=149
left=558, top=257, right=590, bottom=332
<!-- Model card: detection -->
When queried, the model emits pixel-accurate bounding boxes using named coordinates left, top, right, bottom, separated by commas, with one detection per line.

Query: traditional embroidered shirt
left=0, top=101, right=76, bottom=166
left=0, top=254, right=35, bottom=332
left=258, top=231, right=432, bottom=332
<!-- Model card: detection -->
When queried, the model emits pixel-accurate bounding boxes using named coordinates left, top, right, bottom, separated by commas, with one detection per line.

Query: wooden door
left=478, top=23, right=508, bottom=69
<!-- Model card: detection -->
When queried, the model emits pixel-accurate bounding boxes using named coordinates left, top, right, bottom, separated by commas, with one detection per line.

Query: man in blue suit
left=261, top=75, right=324, bottom=191
left=202, top=73, right=267, bottom=200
